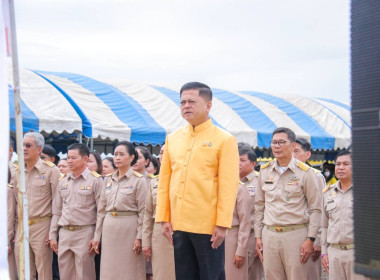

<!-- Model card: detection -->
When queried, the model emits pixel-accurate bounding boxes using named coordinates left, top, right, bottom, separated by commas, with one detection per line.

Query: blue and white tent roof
left=8, top=67, right=351, bottom=150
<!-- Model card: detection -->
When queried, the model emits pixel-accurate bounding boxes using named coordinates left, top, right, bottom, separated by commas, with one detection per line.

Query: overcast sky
left=14, top=0, right=350, bottom=103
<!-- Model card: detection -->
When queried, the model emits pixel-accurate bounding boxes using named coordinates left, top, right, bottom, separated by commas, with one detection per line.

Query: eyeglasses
left=23, top=143, right=34, bottom=149
left=271, top=140, right=288, bottom=147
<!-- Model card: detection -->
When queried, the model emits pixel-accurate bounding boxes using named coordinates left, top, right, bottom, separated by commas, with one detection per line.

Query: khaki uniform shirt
left=231, top=184, right=251, bottom=257
left=311, top=168, right=326, bottom=247
left=101, top=168, right=148, bottom=240
left=321, top=181, right=354, bottom=254
left=241, top=170, right=259, bottom=231
left=22, top=158, right=61, bottom=219
left=142, top=177, right=159, bottom=247
left=7, top=170, right=17, bottom=246
left=49, top=168, right=104, bottom=241
left=254, top=158, right=321, bottom=238
left=8, top=162, right=18, bottom=246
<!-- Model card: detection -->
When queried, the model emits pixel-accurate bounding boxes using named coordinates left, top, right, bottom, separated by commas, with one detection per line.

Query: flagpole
left=8, top=0, right=30, bottom=279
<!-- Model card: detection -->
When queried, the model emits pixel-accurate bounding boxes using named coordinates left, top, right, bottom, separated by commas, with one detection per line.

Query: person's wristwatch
left=307, top=237, right=316, bottom=242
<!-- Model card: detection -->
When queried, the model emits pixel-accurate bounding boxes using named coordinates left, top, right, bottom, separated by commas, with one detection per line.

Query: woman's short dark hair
left=150, top=156, right=160, bottom=175
left=136, top=146, right=151, bottom=168
left=90, top=151, right=103, bottom=174
left=114, top=141, right=138, bottom=166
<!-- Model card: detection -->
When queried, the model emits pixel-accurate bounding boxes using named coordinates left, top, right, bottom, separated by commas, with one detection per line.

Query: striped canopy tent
left=8, top=67, right=351, bottom=150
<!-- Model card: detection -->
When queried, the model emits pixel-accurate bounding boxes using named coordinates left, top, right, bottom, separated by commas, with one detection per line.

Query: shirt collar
left=69, top=167, right=90, bottom=180
left=33, top=158, right=44, bottom=173
left=112, top=168, right=134, bottom=181
left=274, top=157, right=297, bottom=174
left=187, top=118, right=213, bottom=133
left=242, top=170, right=257, bottom=183
left=336, top=181, right=353, bottom=192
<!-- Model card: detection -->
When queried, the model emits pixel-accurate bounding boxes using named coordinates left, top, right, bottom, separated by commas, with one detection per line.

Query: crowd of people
left=6, top=82, right=363, bottom=280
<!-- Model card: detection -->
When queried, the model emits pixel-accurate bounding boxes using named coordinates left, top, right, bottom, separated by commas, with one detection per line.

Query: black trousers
left=173, top=231, right=225, bottom=280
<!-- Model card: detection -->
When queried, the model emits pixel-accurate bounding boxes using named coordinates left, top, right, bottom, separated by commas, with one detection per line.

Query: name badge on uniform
left=287, top=181, right=299, bottom=186
left=80, top=185, right=92, bottom=190
left=122, top=185, right=134, bottom=189
left=265, top=177, right=274, bottom=184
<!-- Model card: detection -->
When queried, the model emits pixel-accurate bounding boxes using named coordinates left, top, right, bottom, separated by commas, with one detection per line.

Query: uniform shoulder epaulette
left=134, top=171, right=143, bottom=178
left=8, top=183, right=14, bottom=188
left=260, top=162, right=270, bottom=169
left=311, top=167, right=321, bottom=174
left=91, top=171, right=101, bottom=178
left=322, top=185, right=330, bottom=193
left=105, top=172, right=114, bottom=177
left=297, top=161, right=310, bottom=171
left=59, top=173, right=66, bottom=181
left=255, top=171, right=259, bottom=176
left=148, top=173, right=158, bottom=179
left=44, top=161, right=55, bottom=167
left=239, top=181, right=244, bottom=185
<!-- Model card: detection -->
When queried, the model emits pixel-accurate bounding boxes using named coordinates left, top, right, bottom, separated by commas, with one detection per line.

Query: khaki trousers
left=262, top=226, right=309, bottom=280
left=15, top=219, right=52, bottom=280
left=58, top=226, right=95, bottom=280
left=151, top=222, right=175, bottom=280
left=8, top=243, right=18, bottom=280
left=307, top=253, right=321, bottom=280
left=225, top=228, right=248, bottom=280
left=247, top=231, right=264, bottom=280
left=328, top=246, right=367, bottom=280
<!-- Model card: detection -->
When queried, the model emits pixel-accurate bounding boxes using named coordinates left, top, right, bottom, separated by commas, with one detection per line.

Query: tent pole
left=90, top=137, right=93, bottom=151
left=9, top=0, right=30, bottom=279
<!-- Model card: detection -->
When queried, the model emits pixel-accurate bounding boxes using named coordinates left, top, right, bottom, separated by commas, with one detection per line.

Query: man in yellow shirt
left=156, top=82, right=239, bottom=280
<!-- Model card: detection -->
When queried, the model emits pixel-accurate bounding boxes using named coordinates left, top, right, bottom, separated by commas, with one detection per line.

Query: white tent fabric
left=8, top=67, right=351, bottom=150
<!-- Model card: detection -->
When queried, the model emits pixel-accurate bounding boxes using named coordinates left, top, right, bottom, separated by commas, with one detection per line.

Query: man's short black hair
left=335, top=150, right=351, bottom=161
left=42, top=144, right=57, bottom=158
left=180, top=82, right=212, bottom=101
left=67, top=143, right=90, bottom=158
left=295, top=137, right=311, bottom=152
left=272, top=127, right=296, bottom=143
left=238, top=142, right=257, bottom=162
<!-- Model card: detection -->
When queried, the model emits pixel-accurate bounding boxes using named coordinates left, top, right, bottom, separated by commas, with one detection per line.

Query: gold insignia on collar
left=91, top=171, right=101, bottom=178
left=261, top=162, right=270, bottom=169
left=134, top=171, right=143, bottom=178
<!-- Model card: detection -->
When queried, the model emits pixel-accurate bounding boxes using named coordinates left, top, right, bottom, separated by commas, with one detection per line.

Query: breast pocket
left=247, top=186, right=255, bottom=197
left=152, top=187, right=158, bottom=205
left=33, top=179, right=49, bottom=197
left=60, top=189, right=70, bottom=203
left=76, top=190, right=93, bottom=207
left=284, top=184, right=303, bottom=198
left=326, top=201, right=337, bottom=218
left=119, top=187, right=134, bottom=195
left=262, top=183, right=276, bottom=201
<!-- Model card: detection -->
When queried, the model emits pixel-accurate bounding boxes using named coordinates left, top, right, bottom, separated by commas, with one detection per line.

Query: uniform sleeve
left=235, top=186, right=251, bottom=257
left=216, top=135, right=239, bottom=228
left=50, top=166, right=61, bottom=197
left=142, top=181, right=155, bottom=247
left=7, top=187, right=17, bottom=246
left=314, top=173, right=326, bottom=247
left=303, top=170, right=322, bottom=238
left=254, top=170, right=265, bottom=238
left=94, top=177, right=106, bottom=242
left=156, top=137, right=172, bottom=223
left=321, top=194, right=329, bottom=255
left=49, top=180, right=63, bottom=240
left=136, top=177, right=148, bottom=240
